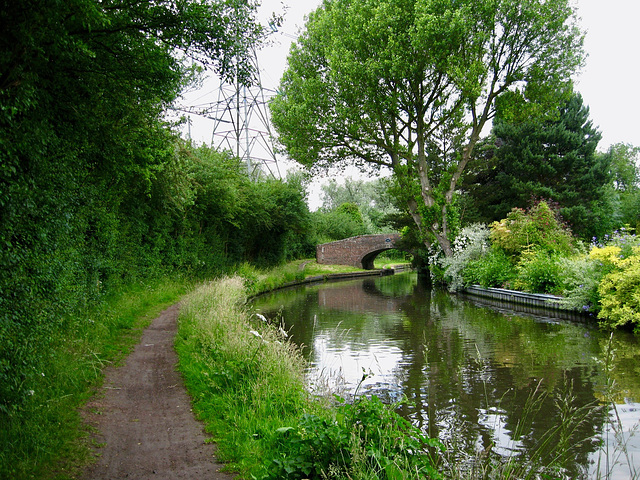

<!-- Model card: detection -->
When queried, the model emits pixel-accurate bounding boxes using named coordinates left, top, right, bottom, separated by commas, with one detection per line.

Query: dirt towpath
left=82, top=304, right=235, bottom=480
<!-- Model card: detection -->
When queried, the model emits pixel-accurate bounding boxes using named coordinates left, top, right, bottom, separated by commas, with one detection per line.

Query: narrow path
left=82, top=304, right=234, bottom=480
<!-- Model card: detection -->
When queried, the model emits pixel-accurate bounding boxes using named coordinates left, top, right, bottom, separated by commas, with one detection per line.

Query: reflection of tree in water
left=391, top=285, right=606, bottom=478
left=252, top=274, right=640, bottom=478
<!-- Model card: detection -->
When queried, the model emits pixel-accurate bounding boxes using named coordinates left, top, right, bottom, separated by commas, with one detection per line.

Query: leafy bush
left=312, top=203, right=368, bottom=243
left=513, top=249, right=565, bottom=294
left=554, top=255, right=602, bottom=313
left=490, top=201, right=575, bottom=257
left=590, top=244, right=640, bottom=331
left=463, top=247, right=517, bottom=289
left=264, top=394, right=442, bottom=480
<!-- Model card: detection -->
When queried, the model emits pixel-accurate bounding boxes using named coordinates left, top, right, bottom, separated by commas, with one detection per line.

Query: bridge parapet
left=316, top=233, right=402, bottom=270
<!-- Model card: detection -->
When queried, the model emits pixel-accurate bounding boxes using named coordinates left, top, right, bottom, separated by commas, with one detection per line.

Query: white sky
left=575, top=0, right=640, bottom=149
left=181, top=0, right=640, bottom=166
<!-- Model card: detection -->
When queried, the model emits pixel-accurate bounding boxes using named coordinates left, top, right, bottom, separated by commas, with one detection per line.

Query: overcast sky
left=182, top=0, right=640, bottom=155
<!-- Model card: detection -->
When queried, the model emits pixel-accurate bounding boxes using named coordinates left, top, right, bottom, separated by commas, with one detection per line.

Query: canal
left=251, top=272, right=640, bottom=479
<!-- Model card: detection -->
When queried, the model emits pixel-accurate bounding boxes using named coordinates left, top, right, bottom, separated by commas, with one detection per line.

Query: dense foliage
left=438, top=204, right=640, bottom=332
left=266, top=395, right=442, bottom=479
left=439, top=201, right=576, bottom=294
left=489, top=201, right=576, bottom=257
left=0, top=1, right=317, bottom=474
left=589, top=232, right=640, bottom=332
left=318, top=178, right=400, bottom=233
left=0, top=138, right=312, bottom=415
left=312, top=202, right=368, bottom=243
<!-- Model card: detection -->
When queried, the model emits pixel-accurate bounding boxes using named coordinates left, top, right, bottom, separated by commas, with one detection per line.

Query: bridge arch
left=316, top=233, right=410, bottom=270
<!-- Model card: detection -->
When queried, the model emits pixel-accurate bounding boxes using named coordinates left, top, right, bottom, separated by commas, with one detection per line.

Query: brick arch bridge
left=316, top=233, right=407, bottom=270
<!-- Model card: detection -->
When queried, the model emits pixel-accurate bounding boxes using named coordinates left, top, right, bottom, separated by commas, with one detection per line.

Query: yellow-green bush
left=591, top=246, right=640, bottom=331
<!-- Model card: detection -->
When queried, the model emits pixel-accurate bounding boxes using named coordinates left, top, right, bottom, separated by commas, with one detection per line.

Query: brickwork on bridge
left=316, top=233, right=402, bottom=269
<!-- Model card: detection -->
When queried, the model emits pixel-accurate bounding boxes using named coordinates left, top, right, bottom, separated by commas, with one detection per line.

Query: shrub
left=264, top=394, right=442, bottom=480
left=490, top=201, right=575, bottom=258
left=463, top=247, right=517, bottom=289
left=513, top=249, right=565, bottom=294
left=590, top=245, right=640, bottom=331
left=439, top=224, right=490, bottom=291
left=312, top=203, right=368, bottom=243
left=554, top=255, right=602, bottom=314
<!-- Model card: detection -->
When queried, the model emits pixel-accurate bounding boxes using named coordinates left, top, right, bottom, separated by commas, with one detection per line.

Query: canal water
left=251, top=272, right=640, bottom=479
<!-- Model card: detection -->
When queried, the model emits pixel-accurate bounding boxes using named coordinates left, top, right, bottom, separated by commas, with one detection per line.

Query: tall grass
left=0, top=277, right=189, bottom=480
left=175, top=277, right=310, bottom=475
left=592, top=333, right=640, bottom=480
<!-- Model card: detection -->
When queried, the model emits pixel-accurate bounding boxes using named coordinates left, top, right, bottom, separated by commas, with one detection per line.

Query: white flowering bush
left=439, top=224, right=490, bottom=291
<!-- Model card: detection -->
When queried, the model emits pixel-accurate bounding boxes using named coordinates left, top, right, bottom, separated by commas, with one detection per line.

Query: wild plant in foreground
left=264, top=372, right=443, bottom=480
left=592, top=333, right=640, bottom=480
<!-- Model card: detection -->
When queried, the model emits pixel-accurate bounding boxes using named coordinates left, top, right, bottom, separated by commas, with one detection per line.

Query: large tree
left=271, top=0, right=584, bottom=256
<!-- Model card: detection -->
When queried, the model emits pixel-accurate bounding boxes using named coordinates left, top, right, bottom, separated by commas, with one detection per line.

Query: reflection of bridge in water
left=318, top=279, right=411, bottom=314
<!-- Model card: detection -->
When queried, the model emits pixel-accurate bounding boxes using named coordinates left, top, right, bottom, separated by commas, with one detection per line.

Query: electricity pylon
left=181, top=49, right=281, bottom=179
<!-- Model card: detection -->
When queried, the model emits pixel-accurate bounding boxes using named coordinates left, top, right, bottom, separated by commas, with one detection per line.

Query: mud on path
left=82, top=304, right=235, bottom=480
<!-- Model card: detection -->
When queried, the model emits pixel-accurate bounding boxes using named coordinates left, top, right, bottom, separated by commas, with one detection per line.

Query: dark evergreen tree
left=463, top=93, right=614, bottom=239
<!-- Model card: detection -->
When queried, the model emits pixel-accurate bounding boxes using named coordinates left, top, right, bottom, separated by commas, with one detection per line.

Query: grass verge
left=176, top=275, right=442, bottom=479
left=175, top=277, right=310, bottom=475
left=0, top=276, right=191, bottom=480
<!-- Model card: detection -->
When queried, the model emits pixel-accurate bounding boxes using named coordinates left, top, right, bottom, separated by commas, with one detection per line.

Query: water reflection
left=252, top=273, right=640, bottom=479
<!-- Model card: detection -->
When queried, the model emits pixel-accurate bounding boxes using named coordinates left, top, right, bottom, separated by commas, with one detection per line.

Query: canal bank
left=462, top=285, right=593, bottom=322
left=175, top=275, right=443, bottom=479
